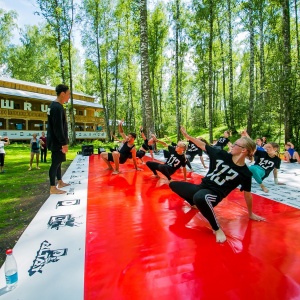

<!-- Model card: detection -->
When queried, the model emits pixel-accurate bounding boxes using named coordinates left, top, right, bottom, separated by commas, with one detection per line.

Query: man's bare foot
left=50, top=187, right=66, bottom=194
left=112, top=170, right=120, bottom=175
left=190, top=168, right=194, bottom=172
left=214, top=229, right=227, bottom=243
left=57, top=182, right=70, bottom=188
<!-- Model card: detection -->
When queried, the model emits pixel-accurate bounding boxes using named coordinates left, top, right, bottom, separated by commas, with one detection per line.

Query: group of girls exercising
left=101, top=123, right=297, bottom=243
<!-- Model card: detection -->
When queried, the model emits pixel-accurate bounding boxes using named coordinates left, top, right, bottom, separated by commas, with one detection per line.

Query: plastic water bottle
left=5, top=249, right=18, bottom=291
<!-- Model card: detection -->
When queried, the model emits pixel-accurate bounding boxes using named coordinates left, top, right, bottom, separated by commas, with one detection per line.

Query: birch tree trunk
left=208, top=0, right=214, bottom=143
left=282, top=0, right=293, bottom=141
left=140, top=0, right=154, bottom=136
left=247, top=1, right=255, bottom=137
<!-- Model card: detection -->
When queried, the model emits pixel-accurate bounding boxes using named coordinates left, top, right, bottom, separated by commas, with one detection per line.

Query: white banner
left=0, top=155, right=89, bottom=299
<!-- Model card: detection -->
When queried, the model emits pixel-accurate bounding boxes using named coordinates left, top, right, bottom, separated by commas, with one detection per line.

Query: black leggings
left=146, top=161, right=175, bottom=180
left=0, top=153, right=4, bottom=167
left=49, top=151, right=65, bottom=186
left=169, top=181, right=222, bottom=231
left=41, top=148, right=47, bottom=162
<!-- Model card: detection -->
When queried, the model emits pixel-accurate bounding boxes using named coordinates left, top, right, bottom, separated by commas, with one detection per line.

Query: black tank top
left=119, top=141, right=135, bottom=156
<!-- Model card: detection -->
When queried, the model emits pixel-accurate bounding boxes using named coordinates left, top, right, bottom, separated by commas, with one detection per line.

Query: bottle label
left=5, top=272, right=18, bottom=285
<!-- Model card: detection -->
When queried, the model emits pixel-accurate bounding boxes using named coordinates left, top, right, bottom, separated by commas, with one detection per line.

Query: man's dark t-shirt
left=47, top=101, right=68, bottom=152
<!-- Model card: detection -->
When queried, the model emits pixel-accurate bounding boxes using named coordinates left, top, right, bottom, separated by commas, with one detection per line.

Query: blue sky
left=0, top=0, right=44, bottom=44
left=1, top=0, right=40, bottom=23
left=1, top=0, right=85, bottom=55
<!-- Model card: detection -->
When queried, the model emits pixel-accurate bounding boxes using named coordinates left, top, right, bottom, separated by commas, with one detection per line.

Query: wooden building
left=0, top=77, right=106, bottom=140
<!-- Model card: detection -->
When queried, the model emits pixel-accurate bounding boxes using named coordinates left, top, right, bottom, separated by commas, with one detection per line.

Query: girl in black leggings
left=146, top=140, right=187, bottom=182
left=169, top=126, right=265, bottom=243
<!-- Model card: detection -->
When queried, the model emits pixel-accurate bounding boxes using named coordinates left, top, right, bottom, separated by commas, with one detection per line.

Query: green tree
left=6, top=24, right=61, bottom=84
left=148, top=3, right=169, bottom=136
left=36, top=0, right=77, bottom=145
left=0, top=8, right=17, bottom=70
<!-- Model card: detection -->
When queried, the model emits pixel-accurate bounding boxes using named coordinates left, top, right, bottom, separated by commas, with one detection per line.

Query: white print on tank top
left=218, top=137, right=227, bottom=143
left=206, top=159, right=239, bottom=186
left=188, top=143, right=198, bottom=152
left=166, top=154, right=182, bottom=168
left=258, top=158, right=275, bottom=170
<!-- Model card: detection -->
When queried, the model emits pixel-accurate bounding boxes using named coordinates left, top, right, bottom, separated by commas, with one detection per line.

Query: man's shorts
left=107, top=152, right=129, bottom=164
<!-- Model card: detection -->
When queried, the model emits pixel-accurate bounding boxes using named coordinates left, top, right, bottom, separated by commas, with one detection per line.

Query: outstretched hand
left=249, top=213, right=265, bottom=222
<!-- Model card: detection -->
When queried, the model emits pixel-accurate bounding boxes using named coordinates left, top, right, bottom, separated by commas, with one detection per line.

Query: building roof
left=0, top=76, right=55, bottom=90
left=0, top=86, right=103, bottom=109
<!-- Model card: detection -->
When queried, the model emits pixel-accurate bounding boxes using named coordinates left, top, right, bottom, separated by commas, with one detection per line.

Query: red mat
left=84, top=155, right=300, bottom=300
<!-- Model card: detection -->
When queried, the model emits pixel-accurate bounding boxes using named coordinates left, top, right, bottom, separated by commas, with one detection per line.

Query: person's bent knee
left=112, top=151, right=120, bottom=158
left=101, top=152, right=108, bottom=159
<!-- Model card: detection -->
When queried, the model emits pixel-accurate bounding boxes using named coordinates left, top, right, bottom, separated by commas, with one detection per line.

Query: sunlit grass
left=0, top=143, right=81, bottom=265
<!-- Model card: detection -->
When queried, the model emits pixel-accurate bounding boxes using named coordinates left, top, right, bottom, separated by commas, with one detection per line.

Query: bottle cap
left=6, top=249, right=13, bottom=255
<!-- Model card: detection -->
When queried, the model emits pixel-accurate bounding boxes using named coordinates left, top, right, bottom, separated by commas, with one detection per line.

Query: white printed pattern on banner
left=0, top=155, right=89, bottom=300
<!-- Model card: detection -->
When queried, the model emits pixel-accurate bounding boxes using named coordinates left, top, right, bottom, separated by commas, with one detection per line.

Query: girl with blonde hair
left=169, top=127, right=265, bottom=243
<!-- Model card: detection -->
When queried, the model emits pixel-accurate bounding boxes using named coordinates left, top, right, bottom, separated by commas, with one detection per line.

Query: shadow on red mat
left=84, top=155, right=300, bottom=300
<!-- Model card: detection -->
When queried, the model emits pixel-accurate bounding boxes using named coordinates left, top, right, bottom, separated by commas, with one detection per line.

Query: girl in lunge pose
left=169, top=126, right=265, bottom=243
left=136, top=127, right=157, bottom=163
left=249, top=142, right=283, bottom=193
left=213, top=130, right=232, bottom=150
left=146, top=139, right=187, bottom=186
left=185, top=137, right=208, bottom=171
left=101, top=120, right=140, bottom=174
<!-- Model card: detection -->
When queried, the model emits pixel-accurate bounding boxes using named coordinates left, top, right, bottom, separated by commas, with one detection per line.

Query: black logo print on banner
left=70, top=174, right=81, bottom=179
left=77, top=157, right=86, bottom=163
left=56, top=199, right=80, bottom=209
left=72, top=170, right=85, bottom=173
left=76, top=163, right=85, bottom=167
left=48, top=214, right=82, bottom=230
left=68, top=180, right=81, bottom=185
left=28, top=240, right=68, bottom=276
left=67, top=187, right=75, bottom=195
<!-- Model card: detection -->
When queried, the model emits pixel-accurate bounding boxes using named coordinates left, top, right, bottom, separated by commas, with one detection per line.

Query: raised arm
left=180, top=126, right=206, bottom=151
left=155, top=139, right=168, bottom=148
left=118, top=120, right=127, bottom=140
left=164, top=136, right=173, bottom=144
left=139, top=126, right=147, bottom=140
left=241, top=129, right=250, bottom=138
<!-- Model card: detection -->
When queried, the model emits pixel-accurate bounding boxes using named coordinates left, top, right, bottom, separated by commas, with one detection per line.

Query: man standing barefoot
left=47, top=84, right=71, bottom=194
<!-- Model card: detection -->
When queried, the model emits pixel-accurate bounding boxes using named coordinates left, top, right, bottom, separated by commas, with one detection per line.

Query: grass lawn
left=0, top=143, right=81, bottom=266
